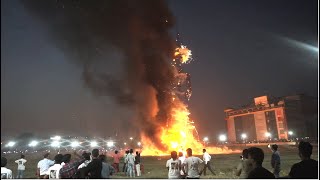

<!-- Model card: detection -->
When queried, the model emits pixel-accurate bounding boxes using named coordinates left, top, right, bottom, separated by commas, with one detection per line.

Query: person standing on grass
left=135, top=151, right=141, bottom=177
left=288, top=141, right=318, bottom=179
left=247, top=147, right=275, bottom=179
left=48, top=154, right=63, bottom=179
left=199, top=149, right=216, bottom=176
left=269, top=144, right=281, bottom=178
left=166, top=151, right=181, bottom=179
left=235, top=149, right=253, bottom=178
left=1, top=157, right=13, bottom=179
left=182, top=148, right=203, bottom=179
left=178, top=151, right=186, bottom=178
left=15, top=154, right=27, bottom=179
left=82, top=149, right=102, bottom=179
left=37, top=153, right=55, bottom=179
left=99, top=154, right=115, bottom=178
left=126, top=149, right=135, bottom=178
left=123, top=150, right=129, bottom=173
left=112, top=150, right=120, bottom=173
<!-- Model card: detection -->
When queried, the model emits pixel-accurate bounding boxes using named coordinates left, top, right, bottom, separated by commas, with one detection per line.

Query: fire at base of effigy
left=139, top=43, right=240, bottom=156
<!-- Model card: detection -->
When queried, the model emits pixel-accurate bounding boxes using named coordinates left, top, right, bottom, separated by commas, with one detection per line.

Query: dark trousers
left=123, top=163, right=127, bottom=172
left=200, top=161, right=215, bottom=176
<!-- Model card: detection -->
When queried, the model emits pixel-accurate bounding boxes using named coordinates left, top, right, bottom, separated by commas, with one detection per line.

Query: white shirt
left=127, top=154, right=135, bottom=165
left=178, top=156, right=186, bottom=176
left=37, top=158, right=55, bottom=175
left=1, top=167, right=13, bottom=179
left=203, top=152, right=211, bottom=164
left=183, top=156, right=203, bottom=178
left=78, top=160, right=91, bottom=169
left=48, top=164, right=62, bottom=179
left=166, top=158, right=181, bottom=179
left=15, top=158, right=27, bottom=170
left=178, top=156, right=186, bottom=164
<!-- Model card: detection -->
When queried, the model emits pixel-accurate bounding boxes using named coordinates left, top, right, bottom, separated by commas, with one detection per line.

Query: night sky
left=1, top=0, right=318, bottom=140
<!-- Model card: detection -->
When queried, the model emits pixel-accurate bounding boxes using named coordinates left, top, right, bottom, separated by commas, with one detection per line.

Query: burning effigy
left=23, top=0, right=238, bottom=156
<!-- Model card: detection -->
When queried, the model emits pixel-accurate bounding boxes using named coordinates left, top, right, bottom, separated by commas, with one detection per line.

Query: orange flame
left=141, top=98, right=240, bottom=156
left=139, top=44, right=239, bottom=156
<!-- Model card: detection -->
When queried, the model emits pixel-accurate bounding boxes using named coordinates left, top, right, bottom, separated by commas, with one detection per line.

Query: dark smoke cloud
left=22, top=0, right=176, bottom=149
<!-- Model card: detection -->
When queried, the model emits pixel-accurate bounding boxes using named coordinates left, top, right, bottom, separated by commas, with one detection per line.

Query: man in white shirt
left=37, top=153, right=55, bottom=178
left=178, top=151, right=186, bottom=178
left=199, top=149, right=216, bottom=176
left=166, top=151, right=181, bottom=179
left=48, top=154, right=63, bottom=179
left=1, top=157, right=13, bottom=179
left=126, top=149, right=136, bottom=178
left=15, top=154, right=27, bottom=178
left=182, top=148, right=203, bottom=179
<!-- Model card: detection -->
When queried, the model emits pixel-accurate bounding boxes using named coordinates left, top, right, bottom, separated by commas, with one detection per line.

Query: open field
left=2, top=144, right=318, bottom=179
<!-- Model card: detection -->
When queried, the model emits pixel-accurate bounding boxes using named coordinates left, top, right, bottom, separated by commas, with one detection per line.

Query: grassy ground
left=2, top=145, right=318, bottom=179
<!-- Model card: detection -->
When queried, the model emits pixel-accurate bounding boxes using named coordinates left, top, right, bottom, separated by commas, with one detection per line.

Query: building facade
left=225, top=94, right=317, bottom=142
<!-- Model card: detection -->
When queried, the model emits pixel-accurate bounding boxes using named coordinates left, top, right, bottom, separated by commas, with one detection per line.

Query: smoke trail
left=22, top=0, right=176, bottom=149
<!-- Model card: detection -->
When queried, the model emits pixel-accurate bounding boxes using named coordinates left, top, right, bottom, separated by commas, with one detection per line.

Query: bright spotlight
left=71, top=141, right=79, bottom=147
left=265, top=132, right=271, bottom=138
left=51, top=141, right=60, bottom=147
left=219, top=134, right=227, bottom=142
left=107, top=141, right=114, bottom=147
left=29, top=140, right=39, bottom=147
left=203, top=137, right=209, bottom=142
left=288, top=131, right=293, bottom=136
left=51, top=136, right=61, bottom=141
left=6, top=141, right=16, bottom=147
left=137, top=142, right=141, bottom=146
left=241, top=133, right=247, bottom=139
left=129, top=137, right=133, bottom=140
left=90, top=141, right=98, bottom=147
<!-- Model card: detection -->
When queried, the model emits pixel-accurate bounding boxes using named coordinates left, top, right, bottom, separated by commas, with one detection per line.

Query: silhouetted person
left=135, top=151, right=141, bottom=176
left=270, top=144, right=281, bottom=178
left=247, top=147, right=275, bottom=179
left=235, top=149, right=253, bottom=178
left=288, top=141, right=318, bottom=179
left=83, top=149, right=102, bottom=179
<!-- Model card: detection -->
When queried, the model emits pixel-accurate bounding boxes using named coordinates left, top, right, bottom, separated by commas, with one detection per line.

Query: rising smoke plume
left=22, top=0, right=177, bottom=149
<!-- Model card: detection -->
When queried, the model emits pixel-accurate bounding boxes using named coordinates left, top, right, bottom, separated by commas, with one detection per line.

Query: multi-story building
left=225, top=94, right=317, bottom=142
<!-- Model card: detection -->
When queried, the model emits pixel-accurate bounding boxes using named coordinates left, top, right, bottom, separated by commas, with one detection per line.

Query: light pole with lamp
left=203, top=137, right=209, bottom=147
left=218, top=134, right=227, bottom=145
left=241, top=133, right=247, bottom=146
left=288, top=131, right=293, bottom=141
